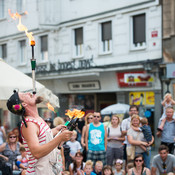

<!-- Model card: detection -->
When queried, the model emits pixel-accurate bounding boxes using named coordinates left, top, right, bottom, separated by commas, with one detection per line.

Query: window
left=19, top=40, right=26, bottom=64
left=0, top=0, right=5, bottom=19
left=132, top=14, right=146, bottom=48
left=0, top=44, right=7, bottom=59
left=40, top=35, right=48, bottom=61
left=74, top=27, right=84, bottom=57
left=100, top=21, right=112, bottom=54
left=16, top=0, right=23, bottom=13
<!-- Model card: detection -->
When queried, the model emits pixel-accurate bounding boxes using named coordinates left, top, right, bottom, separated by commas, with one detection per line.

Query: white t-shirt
left=70, top=162, right=85, bottom=175
left=121, top=117, right=131, bottom=144
left=66, top=140, right=82, bottom=156
left=0, top=126, right=4, bottom=145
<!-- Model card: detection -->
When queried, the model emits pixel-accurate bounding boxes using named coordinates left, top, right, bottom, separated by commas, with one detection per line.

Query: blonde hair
left=164, top=93, right=172, bottom=99
left=19, top=146, right=26, bottom=152
left=73, top=130, right=77, bottom=135
left=85, top=113, right=93, bottom=125
left=95, top=161, right=103, bottom=167
left=85, top=160, right=93, bottom=168
left=103, top=116, right=110, bottom=122
left=131, top=115, right=140, bottom=125
left=111, top=115, right=120, bottom=125
left=53, top=117, right=65, bottom=127
left=140, top=117, right=148, bottom=125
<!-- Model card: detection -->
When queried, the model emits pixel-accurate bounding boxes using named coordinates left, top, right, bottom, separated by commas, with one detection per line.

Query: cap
left=6, top=90, right=27, bottom=127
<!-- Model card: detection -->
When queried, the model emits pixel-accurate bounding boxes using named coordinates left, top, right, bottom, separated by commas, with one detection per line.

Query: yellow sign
left=129, top=92, right=155, bottom=105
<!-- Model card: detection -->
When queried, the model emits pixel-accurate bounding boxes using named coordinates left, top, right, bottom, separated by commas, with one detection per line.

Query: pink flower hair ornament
left=12, top=104, right=22, bottom=112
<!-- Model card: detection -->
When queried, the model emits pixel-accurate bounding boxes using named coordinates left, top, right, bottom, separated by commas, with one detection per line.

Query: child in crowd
left=93, top=161, right=103, bottom=175
left=84, top=160, right=96, bottom=175
left=102, top=165, right=113, bottom=175
left=125, top=161, right=134, bottom=175
left=132, top=117, right=152, bottom=154
left=16, top=146, right=28, bottom=174
left=113, top=159, right=125, bottom=175
left=66, top=130, right=82, bottom=161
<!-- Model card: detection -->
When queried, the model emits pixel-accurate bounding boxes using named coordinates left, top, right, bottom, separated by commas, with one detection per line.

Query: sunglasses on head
left=94, top=115, right=100, bottom=118
left=9, top=136, right=16, bottom=138
left=135, top=159, right=143, bottom=162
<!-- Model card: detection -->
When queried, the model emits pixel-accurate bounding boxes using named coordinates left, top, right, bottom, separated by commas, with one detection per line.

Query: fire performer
left=6, top=91, right=73, bottom=175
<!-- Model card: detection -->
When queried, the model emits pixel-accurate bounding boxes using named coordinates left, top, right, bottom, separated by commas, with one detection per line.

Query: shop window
left=132, top=13, right=146, bottom=49
left=40, top=35, right=48, bottom=61
left=0, top=0, right=5, bottom=19
left=73, top=27, right=84, bottom=57
left=0, top=44, right=7, bottom=60
left=19, top=40, right=26, bottom=64
left=100, top=21, right=112, bottom=54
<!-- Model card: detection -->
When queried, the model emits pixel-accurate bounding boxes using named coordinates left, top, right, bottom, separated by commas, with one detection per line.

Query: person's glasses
left=130, top=110, right=137, bottom=112
left=9, top=136, right=17, bottom=139
left=88, top=117, right=93, bottom=120
left=135, top=159, right=143, bottom=162
left=94, top=116, right=100, bottom=118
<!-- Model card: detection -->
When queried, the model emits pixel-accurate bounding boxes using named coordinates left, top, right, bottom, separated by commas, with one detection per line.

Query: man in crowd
left=151, top=145, right=175, bottom=174
left=85, top=111, right=107, bottom=166
left=121, top=105, right=139, bottom=161
left=157, top=107, right=175, bottom=154
left=6, top=91, right=73, bottom=174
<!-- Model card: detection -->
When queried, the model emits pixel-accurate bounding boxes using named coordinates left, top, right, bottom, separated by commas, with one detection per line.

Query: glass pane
left=75, top=28, right=83, bottom=45
left=102, top=21, right=112, bottom=41
left=2, top=44, right=7, bottom=59
left=41, top=35, right=48, bottom=51
left=0, top=0, right=5, bottom=18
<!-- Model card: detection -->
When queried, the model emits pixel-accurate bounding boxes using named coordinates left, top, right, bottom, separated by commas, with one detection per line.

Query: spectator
left=126, top=161, right=134, bottom=175
left=103, top=116, right=111, bottom=127
left=113, top=159, right=125, bottom=175
left=84, top=160, right=96, bottom=175
left=45, top=118, right=54, bottom=129
left=128, top=154, right=151, bottom=175
left=66, top=130, right=82, bottom=161
left=62, top=171, right=70, bottom=175
left=102, top=165, right=113, bottom=175
left=151, top=145, right=175, bottom=175
left=81, top=113, right=94, bottom=161
left=16, top=146, right=28, bottom=174
left=0, top=131, right=21, bottom=170
left=86, top=112, right=107, bottom=165
left=121, top=105, right=139, bottom=163
left=69, top=151, right=85, bottom=175
left=106, top=115, right=125, bottom=166
left=53, top=116, right=65, bottom=127
left=157, top=107, right=175, bottom=154
left=127, top=115, right=154, bottom=169
left=93, top=161, right=103, bottom=175
left=0, top=119, right=6, bottom=145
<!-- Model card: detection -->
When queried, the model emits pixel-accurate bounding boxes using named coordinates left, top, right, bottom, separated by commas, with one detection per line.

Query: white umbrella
left=0, top=58, right=59, bottom=109
left=101, top=103, right=130, bottom=115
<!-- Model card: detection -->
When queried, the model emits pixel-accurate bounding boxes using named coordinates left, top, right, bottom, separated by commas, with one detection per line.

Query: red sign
left=151, top=31, right=158, bottom=38
left=116, top=71, right=153, bottom=87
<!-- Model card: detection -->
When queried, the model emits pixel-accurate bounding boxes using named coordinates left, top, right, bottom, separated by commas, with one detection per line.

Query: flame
left=65, top=109, right=85, bottom=119
left=8, top=9, right=35, bottom=46
left=47, top=103, right=55, bottom=113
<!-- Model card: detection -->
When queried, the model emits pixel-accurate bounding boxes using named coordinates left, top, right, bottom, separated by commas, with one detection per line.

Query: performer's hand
left=60, top=130, right=73, bottom=142
left=56, top=125, right=66, bottom=131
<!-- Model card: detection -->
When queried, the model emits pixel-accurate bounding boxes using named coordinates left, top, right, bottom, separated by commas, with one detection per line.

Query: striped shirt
left=21, top=118, right=52, bottom=174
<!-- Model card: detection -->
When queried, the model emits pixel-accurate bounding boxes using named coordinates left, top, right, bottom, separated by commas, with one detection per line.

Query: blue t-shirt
left=85, top=172, right=96, bottom=175
left=88, top=123, right=105, bottom=151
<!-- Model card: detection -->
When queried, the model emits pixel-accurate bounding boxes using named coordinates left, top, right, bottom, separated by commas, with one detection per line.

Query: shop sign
left=151, top=31, right=158, bottom=38
left=68, top=81, right=100, bottom=91
left=166, top=64, right=175, bottom=78
left=129, top=91, right=155, bottom=106
left=116, top=71, right=154, bottom=87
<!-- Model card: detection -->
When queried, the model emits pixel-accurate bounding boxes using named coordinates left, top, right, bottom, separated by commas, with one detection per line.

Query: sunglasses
left=94, top=115, right=100, bottom=118
left=9, top=136, right=17, bottom=139
left=135, top=159, right=143, bottom=162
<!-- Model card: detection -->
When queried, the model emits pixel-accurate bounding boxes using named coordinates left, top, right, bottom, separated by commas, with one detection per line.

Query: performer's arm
left=51, top=125, right=66, bottom=136
left=21, top=122, right=72, bottom=159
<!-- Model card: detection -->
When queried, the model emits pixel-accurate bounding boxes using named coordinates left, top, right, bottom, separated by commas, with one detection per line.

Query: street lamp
left=143, top=59, right=153, bottom=73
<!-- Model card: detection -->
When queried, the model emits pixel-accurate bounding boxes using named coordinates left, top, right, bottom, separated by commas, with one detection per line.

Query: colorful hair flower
left=12, top=104, right=22, bottom=112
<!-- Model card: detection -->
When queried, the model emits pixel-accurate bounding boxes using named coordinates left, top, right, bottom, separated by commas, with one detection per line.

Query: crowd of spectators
left=0, top=101, right=175, bottom=175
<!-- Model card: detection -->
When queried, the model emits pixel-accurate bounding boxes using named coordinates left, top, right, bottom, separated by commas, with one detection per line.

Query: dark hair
left=73, top=152, right=83, bottom=173
left=158, top=145, right=169, bottom=152
left=133, top=154, right=145, bottom=173
left=129, top=105, right=139, bottom=111
left=102, top=165, right=113, bottom=175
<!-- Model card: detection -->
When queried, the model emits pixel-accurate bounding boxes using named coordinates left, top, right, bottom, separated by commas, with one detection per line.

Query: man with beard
left=6, top=91, right=73, bottom=175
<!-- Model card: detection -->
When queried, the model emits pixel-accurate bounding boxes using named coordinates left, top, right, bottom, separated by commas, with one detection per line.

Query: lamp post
left=143, top=59, right=153, bottom=73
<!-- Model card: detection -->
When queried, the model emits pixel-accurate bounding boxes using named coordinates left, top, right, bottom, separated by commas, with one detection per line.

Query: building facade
left=0, top=0, right=162, bottom=143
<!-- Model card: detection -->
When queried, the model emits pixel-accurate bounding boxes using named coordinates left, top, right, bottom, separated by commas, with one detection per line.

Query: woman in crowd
left=128, top=155, right=151, bottom=175
left=81, top=113, right=94, bottom=161
left=106, top=115, right=125, bottom=166
left=0, top=131, right=21, bottom=170
left=69, top=151, right=85, bottom=175
left=127, top=115, right=154, bottom=169
left=0, top=119, right=6, bottom=145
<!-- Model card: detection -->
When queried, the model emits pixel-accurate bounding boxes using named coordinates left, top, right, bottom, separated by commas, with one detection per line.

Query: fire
left=65, top=109, right=85, bottom=119
left=47, top=103, right=55, bottom=113
left=8, top=9, right=35, bottom=46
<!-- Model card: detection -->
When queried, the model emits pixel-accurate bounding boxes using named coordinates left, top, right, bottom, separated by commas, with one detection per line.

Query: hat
left=6, top=90, right=27, bottom=127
